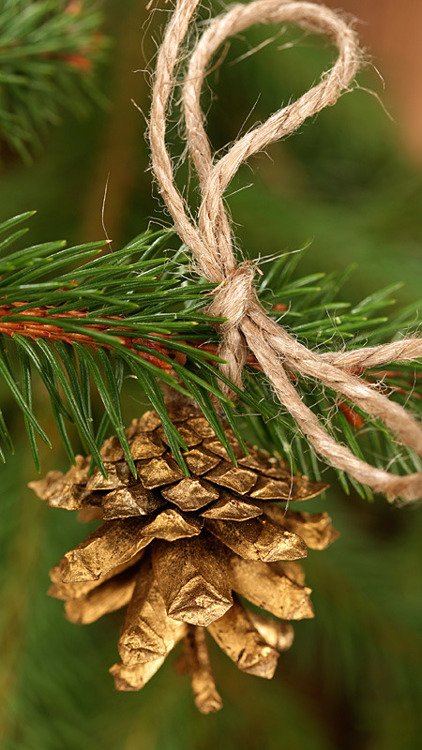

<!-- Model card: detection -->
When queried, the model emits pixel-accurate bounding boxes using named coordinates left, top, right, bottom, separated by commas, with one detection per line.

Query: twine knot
left=209, top=262, right=256, bottom=330
left=208, top=262, right=257, bottom=390
left=149, top=0, right=422, bottom=502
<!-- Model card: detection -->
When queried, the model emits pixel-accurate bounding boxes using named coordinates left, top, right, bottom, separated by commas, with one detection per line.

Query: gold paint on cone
left=247, top=612, right=294, bottom=652
left=230, top=556, right=314, bottom=620
left=206, top=516, right=308, bottom=562
left=65, top=568, right=138, bottom=624
left=111, top=620, right=187, bottom=691
left=141, top=507, right=203, bottom=541
left=201, top=492, right=263, bottom=521
left=183, top=626, right=222, bottom=714
left=162, top=477, right=219, bottom=511
left=152, top=537, right=233, bottom=626
left=59, top=519, right=153, bottom=582
left=118, top=561, right=184, bottom=665
left=208, top=599, right=279, bottom=678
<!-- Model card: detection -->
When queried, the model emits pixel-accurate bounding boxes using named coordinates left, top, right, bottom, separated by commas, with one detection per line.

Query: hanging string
left=149, top=0, right=422, bottom=502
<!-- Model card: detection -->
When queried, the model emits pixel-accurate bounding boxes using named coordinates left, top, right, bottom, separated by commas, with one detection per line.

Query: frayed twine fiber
left=149, top=0, right=422, bottom=502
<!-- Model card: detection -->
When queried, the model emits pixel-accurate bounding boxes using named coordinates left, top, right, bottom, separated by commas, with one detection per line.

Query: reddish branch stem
left=0, top=304, right=419, bottom=427
left=0, top=303, right=180, bottom=371
left=0, top=303, right=264, bottom=372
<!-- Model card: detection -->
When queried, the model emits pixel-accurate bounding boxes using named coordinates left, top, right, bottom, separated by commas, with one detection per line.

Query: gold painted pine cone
left=29, top=402, right=338, bottom=714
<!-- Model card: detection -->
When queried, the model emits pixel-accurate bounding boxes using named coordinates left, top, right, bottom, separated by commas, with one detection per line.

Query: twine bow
left=149, top=0, right=422, bottom=502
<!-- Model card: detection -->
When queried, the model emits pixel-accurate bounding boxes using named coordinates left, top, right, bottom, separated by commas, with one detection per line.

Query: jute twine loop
left=149, top=0, right=422, bottom=502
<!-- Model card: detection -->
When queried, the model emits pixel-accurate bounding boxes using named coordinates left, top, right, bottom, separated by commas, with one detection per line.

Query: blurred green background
left=0, top=1, right=421, bottom=748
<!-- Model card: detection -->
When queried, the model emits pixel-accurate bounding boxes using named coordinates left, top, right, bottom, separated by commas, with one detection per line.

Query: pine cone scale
left=207, top=599, right=279, bottom=679
left=201, top=492, right=263, bottom=520
left=205, top=516, right=308, bottom=563
left=118, top=564, right=176, bottom=665
left=59, top=519, right=153, bottom=582
left=230, top=556, right=314, bottom=620
left=65, top=567, right=137, bottom=625
left=161, top=477, right=219, bottom=510
left=152, top=537, right=233, bottom=627
left=182, top=626, right=223, bottom=714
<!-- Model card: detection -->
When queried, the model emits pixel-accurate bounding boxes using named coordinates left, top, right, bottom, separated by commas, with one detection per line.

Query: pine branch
left=0, top=0, right=106, bottom=161
left=0, top=211, right=420, bottom=496
left=0, top=212, right=237, bottom=475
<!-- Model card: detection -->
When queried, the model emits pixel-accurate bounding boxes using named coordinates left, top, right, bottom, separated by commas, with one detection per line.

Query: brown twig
left=1, top=304, right=420, bottom=398
left=0, top=303, right=180, bottom=371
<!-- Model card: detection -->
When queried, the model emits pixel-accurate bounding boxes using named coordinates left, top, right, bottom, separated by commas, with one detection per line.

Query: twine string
left=149, top=0, right=422, bottom=502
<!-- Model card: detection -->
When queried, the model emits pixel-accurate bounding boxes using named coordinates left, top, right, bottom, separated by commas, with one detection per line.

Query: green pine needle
left=0, top=0, right=106, bottom=160
left=0, top=211, right=420, bottom=499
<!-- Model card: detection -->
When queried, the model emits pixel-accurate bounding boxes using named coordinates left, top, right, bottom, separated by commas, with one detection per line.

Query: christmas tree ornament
left=30, top=398, right=337, bottom=713
left=24, top=0, right=422, bottom=717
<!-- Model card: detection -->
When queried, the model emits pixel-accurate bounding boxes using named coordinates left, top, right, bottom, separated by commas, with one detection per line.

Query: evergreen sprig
left=0, top=212, right=237, bottom=476
left=0, top=0, right=106, bottom=161
left=0, top=211, right=420, bottom=496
